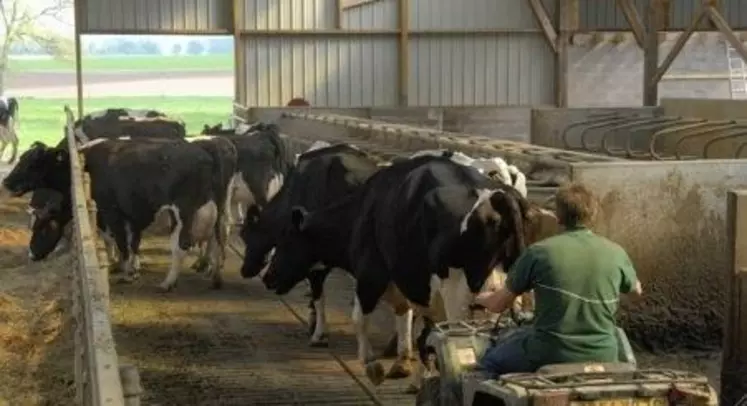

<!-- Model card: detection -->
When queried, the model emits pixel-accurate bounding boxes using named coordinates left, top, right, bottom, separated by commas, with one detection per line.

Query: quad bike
left=415, top=311, right=719, bottom=406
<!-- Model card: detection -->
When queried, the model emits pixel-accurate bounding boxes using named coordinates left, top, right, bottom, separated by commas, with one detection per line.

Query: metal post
left=721, top=189, right=747, bottom=405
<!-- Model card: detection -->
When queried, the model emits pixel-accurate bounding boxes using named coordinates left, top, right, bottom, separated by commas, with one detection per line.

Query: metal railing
left=64, top=105, right=142, bottom=406
left=559, top=112, right=747, bottom=160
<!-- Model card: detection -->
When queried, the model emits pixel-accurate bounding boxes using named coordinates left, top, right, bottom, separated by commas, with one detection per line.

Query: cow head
left=262, top=205, right=327, bottom=295
left=201, top=123, right=223, bottom=135
left=239, top=205, right=274, bottom=278
left=27, top=189, right=67, bottom=261
left=454, top=186, right=529, bottom=293
left=1, top=142, right=67, bottom=198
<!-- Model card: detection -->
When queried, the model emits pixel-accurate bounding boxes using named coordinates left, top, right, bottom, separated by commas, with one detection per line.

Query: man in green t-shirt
left=475, top=183, right=642, bottom=377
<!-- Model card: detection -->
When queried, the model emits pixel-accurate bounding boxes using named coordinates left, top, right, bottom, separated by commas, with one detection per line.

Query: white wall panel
left=243, top=36, right=398, bottom=107
left=342, top=0, right=398, bottom=30
left=80, top=0, right=231, bottom=33
left=242, top=0, right=336, bottom=30
left=409, top=34, right=555, bottom=106
left=408, top=0, right=556, bottom=31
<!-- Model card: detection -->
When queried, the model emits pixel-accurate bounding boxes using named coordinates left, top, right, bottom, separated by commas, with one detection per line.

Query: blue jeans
left=477, top=327, right=536, bottom=378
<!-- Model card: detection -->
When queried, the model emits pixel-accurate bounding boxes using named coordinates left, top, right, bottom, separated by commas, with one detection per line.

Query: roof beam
left=527, top=0, right=558, bottom=53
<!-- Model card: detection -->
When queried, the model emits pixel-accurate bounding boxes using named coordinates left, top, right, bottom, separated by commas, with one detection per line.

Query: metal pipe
left=674, top=123, right=739, bottom=159
left=703, top=126, right=747, bottom=158
left=597, top=117, right=686, bottom=157
left=560, top=113, right=637, bottom=149
left=649, top=120, right=734, bottom=160
left=579, top=116, right=657, bottom=151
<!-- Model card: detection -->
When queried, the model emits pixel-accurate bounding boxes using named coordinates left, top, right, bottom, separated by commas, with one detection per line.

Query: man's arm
left=474, top=247, right=537, bottom=313
left=619, top=250, right=643, bottom=297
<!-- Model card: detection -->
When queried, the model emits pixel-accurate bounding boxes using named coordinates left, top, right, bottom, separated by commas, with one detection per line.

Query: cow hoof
left=386, top=358, right=413, bottom=379
left=309, top=334, right=329, bottom=348
left=405, top=383, right=420, bottom=395
left=381, top=334, right=399, bottom=358
left=115, top=274, right=135, bottom=284
left=108, top=264, right=122, bottom=275
left=211, top=278, right=223, bottom=290
left=158, top=282, right=176, bottom=293
left=365, top=361, right=386, bottom=386
left=192, top=260, right=209, bottom=273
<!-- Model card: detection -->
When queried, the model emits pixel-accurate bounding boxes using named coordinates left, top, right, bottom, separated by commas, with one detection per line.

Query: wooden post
left=335, top=0, right=343, bottom=29
left=721, top=189, right=747, bottom=406
left=73, top=0, right=84, bottom=118
left=615, top=0, right=645, bottom=48
left=642, top=0, right=663, bottom=106
left=397, top=0, right=409, bottom=106
left=232, top=0, right=245, bottom=106
left=554, top=0, right=577, bottom=108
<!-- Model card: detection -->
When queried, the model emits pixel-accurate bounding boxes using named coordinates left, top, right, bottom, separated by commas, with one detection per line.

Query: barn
left=1, top=0, right=747, bottom=404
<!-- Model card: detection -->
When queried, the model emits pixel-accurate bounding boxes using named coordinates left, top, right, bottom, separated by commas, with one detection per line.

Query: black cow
left=262, top=155, right=529, bottom=388
left=27, top=188, right=71, bottom=260
left=11, top=137, right=231, bottom=291
left=68, top=108, right=186, bottom=145
left=240, top=143, right=380, bottom=347
left=0, top=96, right=19, bottom=164
left=214, top=123, right=296, bottom=226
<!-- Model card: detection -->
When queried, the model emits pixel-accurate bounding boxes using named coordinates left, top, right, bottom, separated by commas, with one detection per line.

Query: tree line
left=12, top=38, right=233, bottom=56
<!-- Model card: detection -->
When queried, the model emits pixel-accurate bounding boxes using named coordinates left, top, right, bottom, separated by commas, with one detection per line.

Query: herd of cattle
left=0, top=107, right=560, bottom=392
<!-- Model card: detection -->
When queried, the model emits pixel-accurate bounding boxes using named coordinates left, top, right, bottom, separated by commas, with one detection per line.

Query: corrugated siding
left=343, top=0, right=398, bottom=30
left=79, top=0, right=231, bottom=33
left=242, top=0, right=336, bottom=30
left=243, top=37, right=398, bottom=107
left=408, top=34, right=555, bottom=106
left=579, top=0, right=747, bottom=31
left=409, top=0, right=555, bottom=31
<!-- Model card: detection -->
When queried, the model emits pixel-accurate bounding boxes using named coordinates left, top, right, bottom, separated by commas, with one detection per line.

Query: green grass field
left=10, top=96, right=232, bottom=155
left=8, top=54, right=234, bottom=72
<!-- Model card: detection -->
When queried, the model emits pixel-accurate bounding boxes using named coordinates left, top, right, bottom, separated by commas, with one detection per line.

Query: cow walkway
left=108, top=234, right=413, bottom=406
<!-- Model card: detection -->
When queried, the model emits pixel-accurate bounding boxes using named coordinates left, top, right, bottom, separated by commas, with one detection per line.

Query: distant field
left=13, top=96, right=232, bottom=153
left=9, top=54, right=234, bottom=72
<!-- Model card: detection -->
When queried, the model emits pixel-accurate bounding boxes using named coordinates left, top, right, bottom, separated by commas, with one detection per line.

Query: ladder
left=726, top=41, right=747, bottom=99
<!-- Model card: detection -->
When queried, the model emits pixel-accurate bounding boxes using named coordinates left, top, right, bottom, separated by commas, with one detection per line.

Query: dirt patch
left=0, top=197, right=75, bottom=406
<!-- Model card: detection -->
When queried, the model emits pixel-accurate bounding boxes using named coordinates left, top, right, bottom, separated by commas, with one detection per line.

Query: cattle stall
left=235, top=106, right=732, bottom=383
left=530, top=103, right=747, bottom=353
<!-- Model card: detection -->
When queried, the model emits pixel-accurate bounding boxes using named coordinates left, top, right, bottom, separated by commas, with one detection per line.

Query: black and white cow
left=7, top=136, right=232, bottom=291
left=0, top=97, right=19, bottom=164
left=69, top=108, right=186, bottom=144
left=217, top=123, right=296, bottom=226
left=201, top=122, right=255, bottom=137
left=262, top=155, right=529, bottom=387
left=239, top=143, right=380, bottom=347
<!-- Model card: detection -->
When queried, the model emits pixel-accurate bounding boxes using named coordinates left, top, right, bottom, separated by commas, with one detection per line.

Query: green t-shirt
left=505, top=226, right=638, bottom=367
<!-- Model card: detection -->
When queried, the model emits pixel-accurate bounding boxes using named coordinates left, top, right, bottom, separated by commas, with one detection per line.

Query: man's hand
left=473, top=288, right=518, bottom=314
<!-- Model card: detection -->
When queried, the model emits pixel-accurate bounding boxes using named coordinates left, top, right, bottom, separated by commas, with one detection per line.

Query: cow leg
left=99, top=229, right=120, bottom=271
left=7, top=128, right=17, bottom=164
left=158, top=206, right=189, bottom=292
left=380, top=283, right=415, bottom=380
left=308, top=267, right=331, bottom=347
left=189, top=200, right=221, bottom=289
left=0, top=138, right=6, bottom=163
left=127, top=224, right=143, bottom=272
left=354, top=261, right=390, bottom=386
left=111, top=221, right=138, bottom=283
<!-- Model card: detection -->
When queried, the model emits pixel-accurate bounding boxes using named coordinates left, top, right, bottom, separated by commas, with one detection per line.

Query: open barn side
left=570, top=160, right=747, bottom=351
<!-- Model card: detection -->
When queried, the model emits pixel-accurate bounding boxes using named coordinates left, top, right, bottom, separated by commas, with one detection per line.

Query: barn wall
left=77, top=0, right=232, bottom=33
left=578, top=0, right=747, bottom=31
left=242, top=36, right=399, bottom=107
left=238, top=0, right=556, bottom=107
left=661, top=98, right=747, bottom=121
left=570, top=160, right=747, bottom=349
